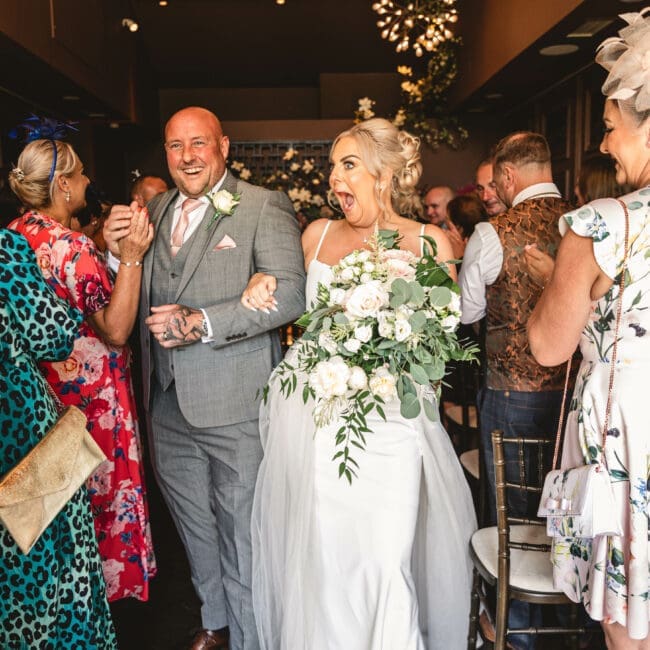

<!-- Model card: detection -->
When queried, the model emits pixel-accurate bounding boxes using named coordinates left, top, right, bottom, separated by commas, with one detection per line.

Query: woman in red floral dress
left=8, top=138, right=157, bottom=601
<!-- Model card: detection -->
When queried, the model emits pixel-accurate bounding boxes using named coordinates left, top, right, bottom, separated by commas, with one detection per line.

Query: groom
left=105, top=106, right=305, bottom=650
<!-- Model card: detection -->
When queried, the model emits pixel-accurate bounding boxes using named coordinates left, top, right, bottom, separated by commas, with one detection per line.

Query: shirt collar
left=512, top=182, right=561, bottom=207
left=175, top=169, right=228, bottom=209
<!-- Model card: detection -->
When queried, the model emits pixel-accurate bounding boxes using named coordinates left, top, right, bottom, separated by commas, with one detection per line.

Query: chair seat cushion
left=470, top=525, right=560, bottom=594
left=460, top=449, right=480, bottom=479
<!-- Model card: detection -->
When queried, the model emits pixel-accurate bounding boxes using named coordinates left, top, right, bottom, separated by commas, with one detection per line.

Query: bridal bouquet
left=266, top=230, right=478, bottom=482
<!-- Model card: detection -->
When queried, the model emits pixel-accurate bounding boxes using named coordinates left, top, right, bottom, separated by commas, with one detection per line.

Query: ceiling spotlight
left=276, top=0, right=286, bottom=4
left=122, top=18, right=139, bottom=32
left=159, top=0, right=168, bottom=5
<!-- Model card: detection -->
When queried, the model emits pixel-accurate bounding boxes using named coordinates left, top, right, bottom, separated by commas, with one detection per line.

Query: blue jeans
left=479, top=387, right=564, bottom=650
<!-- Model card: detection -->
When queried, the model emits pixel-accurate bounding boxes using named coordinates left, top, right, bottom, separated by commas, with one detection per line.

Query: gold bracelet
left=120, top=260, right=143, bottom=267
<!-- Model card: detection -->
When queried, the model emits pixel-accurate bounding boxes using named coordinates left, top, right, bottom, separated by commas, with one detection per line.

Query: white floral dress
left=552, top=189, right=650, bottom=638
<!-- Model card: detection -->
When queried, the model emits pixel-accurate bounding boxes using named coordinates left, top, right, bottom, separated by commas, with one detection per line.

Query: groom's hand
left=147, top=303, right=206, bottom=348
left=104, top=202, right=140, bottom=258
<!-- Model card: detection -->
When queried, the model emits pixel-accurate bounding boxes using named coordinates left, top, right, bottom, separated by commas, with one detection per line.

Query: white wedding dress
left=251, top=224, right=477, bottom=650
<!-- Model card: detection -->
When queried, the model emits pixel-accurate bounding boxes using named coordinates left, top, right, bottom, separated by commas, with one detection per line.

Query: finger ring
left=162, top=331, right=169, bottom=341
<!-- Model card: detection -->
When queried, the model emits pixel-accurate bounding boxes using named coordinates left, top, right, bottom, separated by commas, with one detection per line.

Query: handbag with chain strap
left=537, top=199, right=629, bottom=539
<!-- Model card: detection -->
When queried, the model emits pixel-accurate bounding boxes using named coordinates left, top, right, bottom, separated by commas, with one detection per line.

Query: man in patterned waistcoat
left=459, top=132, right=572, bottom=650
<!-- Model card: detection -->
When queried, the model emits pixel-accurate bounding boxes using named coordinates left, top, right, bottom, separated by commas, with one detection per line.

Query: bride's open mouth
left=336, top=192, right=355, bottom=212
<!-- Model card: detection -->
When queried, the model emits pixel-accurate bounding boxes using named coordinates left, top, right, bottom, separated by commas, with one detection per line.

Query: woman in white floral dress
left=528, top=9, right=650, bottom=649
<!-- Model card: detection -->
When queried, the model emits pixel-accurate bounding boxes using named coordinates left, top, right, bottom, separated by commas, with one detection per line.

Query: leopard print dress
left=0, top=230, right=116, bottom=649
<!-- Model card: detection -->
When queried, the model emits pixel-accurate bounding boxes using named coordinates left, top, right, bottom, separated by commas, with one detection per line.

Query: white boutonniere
left=206, top=189, right=240, bottom=229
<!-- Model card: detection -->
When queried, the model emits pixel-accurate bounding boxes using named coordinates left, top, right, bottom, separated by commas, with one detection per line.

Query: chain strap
left=41, top=370, right=64, bottom=414
left=551, top=198, right=630, bottom=470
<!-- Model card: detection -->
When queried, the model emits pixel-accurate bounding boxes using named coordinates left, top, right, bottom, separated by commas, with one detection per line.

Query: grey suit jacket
left=141, top=171, right=306, bottom=428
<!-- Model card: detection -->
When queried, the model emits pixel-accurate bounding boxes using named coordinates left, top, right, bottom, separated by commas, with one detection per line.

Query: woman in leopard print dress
left=0, top=229, right=116, bottom=649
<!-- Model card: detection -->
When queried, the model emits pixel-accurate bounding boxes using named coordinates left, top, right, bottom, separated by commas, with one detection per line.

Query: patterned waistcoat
left=485, top=196, right=572, bottom=391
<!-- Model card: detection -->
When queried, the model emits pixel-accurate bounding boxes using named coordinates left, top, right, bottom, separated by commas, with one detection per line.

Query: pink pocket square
left=213, top=235, right=237, bottom=251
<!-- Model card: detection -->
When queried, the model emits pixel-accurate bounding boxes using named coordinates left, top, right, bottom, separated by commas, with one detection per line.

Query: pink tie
left=171, top=198, right=202, bottom=256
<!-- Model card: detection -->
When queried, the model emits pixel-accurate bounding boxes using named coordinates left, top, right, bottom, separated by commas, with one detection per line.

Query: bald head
left=164, top=106, right=230, bottom=198
left=423, top=186, right=455, bottom=226
left=131, top=175, right=168, bottom=207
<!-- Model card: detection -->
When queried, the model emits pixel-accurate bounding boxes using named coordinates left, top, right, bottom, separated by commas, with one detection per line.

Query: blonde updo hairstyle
left=8, top=139, right=80, bottom=210
left=329, top=118, right=423, bottom=220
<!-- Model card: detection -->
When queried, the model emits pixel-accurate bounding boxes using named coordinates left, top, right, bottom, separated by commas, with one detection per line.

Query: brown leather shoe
left=188, top=628, right=229, bottom=650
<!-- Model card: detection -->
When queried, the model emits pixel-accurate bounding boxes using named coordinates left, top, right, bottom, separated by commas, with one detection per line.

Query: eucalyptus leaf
left=410, top=363, right=430, bottom=385
left=400, top=392, right=421, bottom=419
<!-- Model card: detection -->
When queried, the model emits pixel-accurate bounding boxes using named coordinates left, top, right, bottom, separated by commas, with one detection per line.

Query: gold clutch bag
left=0, top=405, right=106, bottom=554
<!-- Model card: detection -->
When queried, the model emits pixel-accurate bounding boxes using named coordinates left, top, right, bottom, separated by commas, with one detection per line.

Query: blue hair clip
left=8, top=114, right=78, bottom=184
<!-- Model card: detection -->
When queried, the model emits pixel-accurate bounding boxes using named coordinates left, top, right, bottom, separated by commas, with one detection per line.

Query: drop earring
left=65, top=191, right=71, bottom=203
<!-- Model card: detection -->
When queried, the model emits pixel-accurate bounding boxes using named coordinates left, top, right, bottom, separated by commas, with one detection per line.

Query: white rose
left=449, top=291, right=461, bottom=313
left=357, top=250, right=371, bottom=262
left=340, top=267, right=356, bottom=282
left=394, top=320, right=412, bottom=342
left=211, top=190, right=238, bottom=213
left=345, top=280, right=388, bottom=319
left=343, top=337, right=362, bottom=353
left=377, top=310, right=394, bottom=338
left=348, top=366, right=368, bottom=390
left=329, top=288, right=346, bottom=305
left=309, top=357, right=350, bottom=398
left=354, top=324, right=373, bottom=343
left=369, top=366, right=397, bottom=401
left=441, top=314, right=460, bottom=331
left=360, top=272, right=372, bottom=283
left=395, top=305, right=413, bottom=321
left=363, top=261, right=375, bottom=273
left=318, top=331, right=338, bottom=354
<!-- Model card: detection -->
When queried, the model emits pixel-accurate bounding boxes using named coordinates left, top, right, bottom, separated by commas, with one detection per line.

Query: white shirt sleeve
left=106, top=251, right=120, bottom=274
left=458, top=222, right=503, bottom=324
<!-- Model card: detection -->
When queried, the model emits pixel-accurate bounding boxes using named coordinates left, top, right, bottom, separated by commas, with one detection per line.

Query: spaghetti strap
left=313, top=220, right=332, bottom=262
left=419, top=224, right=426, bottom=257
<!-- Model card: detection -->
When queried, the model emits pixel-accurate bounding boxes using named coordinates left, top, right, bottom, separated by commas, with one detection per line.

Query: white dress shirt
left=458, top=182, right=562, bottom=324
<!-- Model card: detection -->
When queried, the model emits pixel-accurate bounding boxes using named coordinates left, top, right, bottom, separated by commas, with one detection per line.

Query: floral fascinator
left=596, top=7, right=650, bottom=112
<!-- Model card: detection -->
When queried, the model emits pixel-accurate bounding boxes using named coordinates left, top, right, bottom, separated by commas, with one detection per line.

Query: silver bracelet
left=120, top=260, right=143, bottom=267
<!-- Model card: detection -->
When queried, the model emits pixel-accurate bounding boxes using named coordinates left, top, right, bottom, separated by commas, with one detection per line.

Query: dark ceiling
left=131, top=0, right=422, bottom=89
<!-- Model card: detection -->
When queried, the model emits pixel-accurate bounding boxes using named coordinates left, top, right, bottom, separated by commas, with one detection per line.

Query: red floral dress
left=9, top=211, right=157, bottom=602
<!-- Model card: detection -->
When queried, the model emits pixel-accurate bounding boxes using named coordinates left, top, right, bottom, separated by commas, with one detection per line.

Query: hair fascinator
left=9, top=114, right=78, bottom=184
left=8, top=114, right=78, bottom=144
left=596, top=7, right=650, bottom=112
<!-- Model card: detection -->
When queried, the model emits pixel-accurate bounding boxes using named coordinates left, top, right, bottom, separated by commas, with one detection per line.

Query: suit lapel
left=175, top=172, right=240, bottom=300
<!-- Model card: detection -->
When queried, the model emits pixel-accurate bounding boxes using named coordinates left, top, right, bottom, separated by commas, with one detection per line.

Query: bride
left=243, top=118, right=477, bottom=650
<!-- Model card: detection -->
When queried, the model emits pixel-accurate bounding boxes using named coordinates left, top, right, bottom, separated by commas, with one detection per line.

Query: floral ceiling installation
left=372, top=0, right=459, bottom=57
left=360, top=0, right=467, bottom=151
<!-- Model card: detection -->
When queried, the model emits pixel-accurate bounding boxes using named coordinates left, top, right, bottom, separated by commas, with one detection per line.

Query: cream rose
left=348, top=366, right=368, bottom=391
left=210, top=189, right=238, bottom=213
left=369, top=366, right=397, bottom=401
left=345, top=280, right=388, bottom=319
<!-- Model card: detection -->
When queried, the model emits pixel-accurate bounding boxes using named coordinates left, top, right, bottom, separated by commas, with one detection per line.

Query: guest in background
left=459, top=131, right=573, bottom=650
left=423, top=184, right=455, bottom=227
left=525, top=155, right=622, bottom=286
left=8, top=138, right=157, bottom=602
left=131, top=174, right=168, bottom=208
left=0, top=228, right=117, bottom=649
left=446, top=194, right=489, bottom=260
left=575, top=154, right=622, bottom=206
left=529, top=10, right=650, bottom=647
left=71, top=182, right=112, bottom=252
left=475, top=157, right=507, bottom=217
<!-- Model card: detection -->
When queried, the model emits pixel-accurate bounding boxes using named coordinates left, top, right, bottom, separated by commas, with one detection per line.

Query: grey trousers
left=150, top=380, right=262, bottom=650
